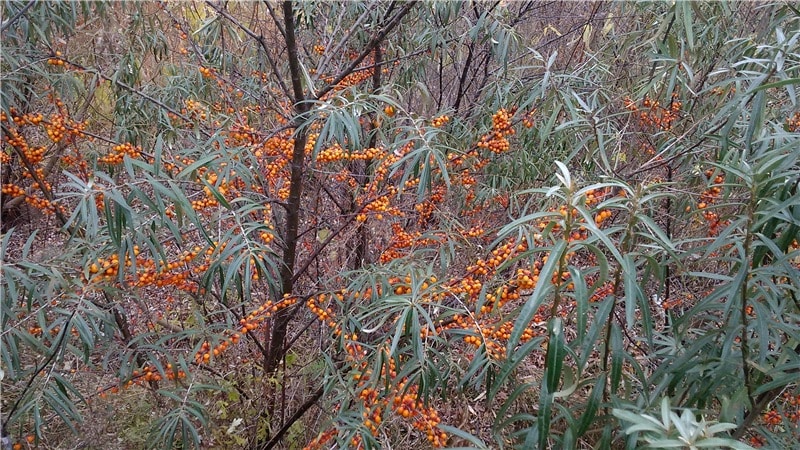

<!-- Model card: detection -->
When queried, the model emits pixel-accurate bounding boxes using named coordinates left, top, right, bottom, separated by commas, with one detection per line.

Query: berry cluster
left=195, top=295, right=298, bottom=364
left=786, top=111, right=800, bottom=132
left=47, top=50, right=66, bottom=66
left=691, top=169, right=727, bottom=235
left=623, top=93, right=682, bottom=131
left=522, top=109, right=536, bottom=128
left=316, top=145, right=385, bottom=163
left=99, top=143, right=142, bottom=165
left=477, top=108, right=515, bottom=154
left=431, top=115, right=450, bottom=127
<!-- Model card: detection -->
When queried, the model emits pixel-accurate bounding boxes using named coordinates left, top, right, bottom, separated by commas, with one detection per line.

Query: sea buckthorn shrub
left=2, top=1, right=799, bottom=450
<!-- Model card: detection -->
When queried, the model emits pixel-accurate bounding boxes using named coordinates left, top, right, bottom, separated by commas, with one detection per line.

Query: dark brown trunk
left=264, top=0, right=310, bottom=374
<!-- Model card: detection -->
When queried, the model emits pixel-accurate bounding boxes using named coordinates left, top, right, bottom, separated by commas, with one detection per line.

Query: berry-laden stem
left=601, top=185, right=639, bottom=406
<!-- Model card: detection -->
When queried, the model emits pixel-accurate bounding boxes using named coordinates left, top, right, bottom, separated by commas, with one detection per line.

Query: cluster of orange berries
left=305, top=331, right=450, bottom=447
left=484, top=283, right=523, bottom=313
left=452, top=165, right=481, bottom=211
left=99, top=143, right=142, bottom=165
left=549, top=268, right=574, bottom=290
left=472, top=240, right=527, bottom=278
left=259, top=220, right=275, bottom=245
left=313, top=44, right=325, bottom=55
left=492, top=320, right=537, bottom=345
left=477, top=108, right=515, bottom=154
left=195, top=332, right=241, bottom=365
left=785, top=111, right=800, bottom=132
left=487, top=239, right=528, bottom=268
left=378, top=224, right=424, bottom=262
left=87, top=246, right=141, bottom=279
left=195, top=295, right=298, bottom=364
left=360, top=403, right=384, bottom=436
left=316, top=145, right=385, bottom=163
left=623, top=93, right=681, bottom=131
left=225, top=123, right=260, bottom=146
left=462, top=320, right=538, bottom=360
left=182, top=99, right=209, bottom=122
left=594, top=209, right=612, bottom=225
left=97, top=363, right=188, bottom=400
left=465, top=225, right=485, bottom=238
left=322, top=66, right=374, bottom=92
left=709, top=86, right=735, bottom=96
left=389, top=275, right=437, bottom=296
left=10, top=435, right=37, bottom=450
left=698, top=169, right=724, bottom=208
left=199, top=66, right=216, bottom=79
left=45, top=117, right=67, bottom=143
left=356, top=191, right=396, bottom=222
left=189, top=171, right=242, bottom=212
left=86, top=245, right=214, bottom=295
left=47, top=50, right=66, bottom=66
left=1, top=184, right=26, bottom=198
left=431, top=115, right=450, bottom=127
left=21, top=145, right=47, bottom=165
left=584, top=187, right=612, bottom=207
left=693, top=169, right=727, bottom=235
left=3, top=129, right=32, bottom=159
left=4, top=107, right=86, bottom=158
left=24, top=194, right=62, bottom=215
left=9, top=112, right=44, bottom=127
left=759, top=391, right=800, bottom=432
left=763, top=409, right=782, bottom=425
left=522, top=109, right=536, bottom=128
left=515, top=267, right=538, bottom=290
left=749, top=434, right=766, bottom=447
left=130, top=363, right=187, bottom=384
left=0, top=135, right=66, bottom=215
left=590, top=282, right=614, bottom=302
left=302, top=428, right=338, bottom=450
left=463, top=333, right=509, bottom=359
left=307, top=293, right=342, bottom=335
left=391, top=384, right=448, bottom=447
left=412, top=184, right=445, bottom=224
left=661, top=293, right=693, bottom=311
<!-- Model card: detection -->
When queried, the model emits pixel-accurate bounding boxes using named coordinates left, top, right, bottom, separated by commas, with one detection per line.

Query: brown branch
left=315, top=1, right=417, bottom=101
left=59, top=60, right=210, bottom=138
left=0, top=0, right=36, bottom=33
left=205, top=1, right=292, bottom=100
left=259, top=386, right=324, bottom=450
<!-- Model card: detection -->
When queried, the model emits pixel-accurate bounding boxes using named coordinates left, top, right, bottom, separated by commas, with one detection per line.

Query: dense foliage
left=1, top=1, right=798, bottom=449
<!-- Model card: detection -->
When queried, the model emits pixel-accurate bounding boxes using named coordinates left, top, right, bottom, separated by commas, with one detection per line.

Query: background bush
left=1, top=1, right=798, bottom=449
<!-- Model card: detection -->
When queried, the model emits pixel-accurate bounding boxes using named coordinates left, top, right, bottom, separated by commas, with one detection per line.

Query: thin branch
left=261, top=0, right=286, bottom=40
left=259, top=386, right=324, bottom=450
left=315, top=1, right=417, bottom=101
left=61, top=59, right=211, bottom=138
left=316, top=1, right=380, bottom=78
left=0, top=0, right=36, bottom=33
left=1, top=310, right=77, bottom=431
left=205, top=1, right=292, bottom=100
